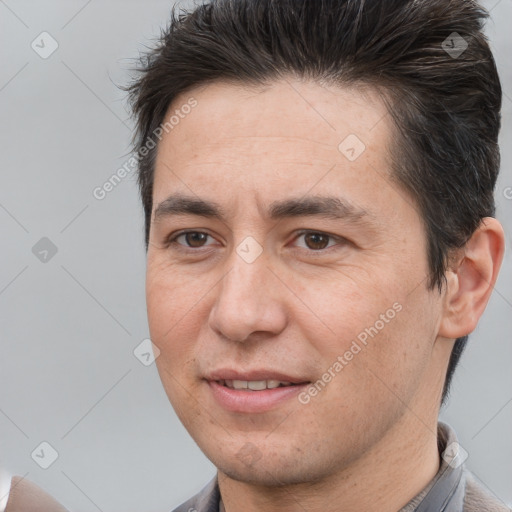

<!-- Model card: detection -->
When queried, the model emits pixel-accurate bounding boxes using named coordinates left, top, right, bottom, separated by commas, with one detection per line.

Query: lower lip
left=207, top=380, right=308, bottom=413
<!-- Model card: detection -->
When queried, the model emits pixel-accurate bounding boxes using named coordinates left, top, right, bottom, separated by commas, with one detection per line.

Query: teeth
left=232, top=380, right=248, bottom=389
left=222, top=380, right=295, bottom=390
left=248, top=380, right=267, bottom=390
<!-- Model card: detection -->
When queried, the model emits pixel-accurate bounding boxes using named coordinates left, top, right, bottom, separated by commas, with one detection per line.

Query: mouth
left=205, top=371, right=311, bottom=413
left=216, top=379, right=306, bottom=390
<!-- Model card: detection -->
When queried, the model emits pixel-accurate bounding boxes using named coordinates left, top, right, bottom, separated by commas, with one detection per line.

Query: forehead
left=159, top=78, right=389, bottom=154
left=152, top=78, right=396, bottom=215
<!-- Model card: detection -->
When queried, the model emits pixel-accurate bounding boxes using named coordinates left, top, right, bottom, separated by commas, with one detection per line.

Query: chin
left=206, top=439, right=339, bottom=488
left=218, top=461, right=314, bottom=487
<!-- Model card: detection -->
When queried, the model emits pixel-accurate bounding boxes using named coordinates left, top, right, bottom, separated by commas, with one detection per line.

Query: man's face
left=146, top=79, right=449, bottom=485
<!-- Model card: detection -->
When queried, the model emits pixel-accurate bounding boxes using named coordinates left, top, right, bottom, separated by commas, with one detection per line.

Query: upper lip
left=205, top=369, right=310, bottom=384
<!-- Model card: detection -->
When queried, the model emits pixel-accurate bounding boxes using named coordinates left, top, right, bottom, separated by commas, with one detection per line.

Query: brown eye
left=167, top=231, right=215, bottom=250
left=294, top=231, right=339, bottom=251
left=304, top=232, right=330, bottom=250
left=183, top=232, right=209, bottom=247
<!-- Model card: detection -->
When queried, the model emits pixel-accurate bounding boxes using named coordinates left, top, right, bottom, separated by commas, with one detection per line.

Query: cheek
left=295, top=268, right=436, bottom=400
left=291, top=271, right=390, bottom=355
left=146, top=255, right=202, bottom=325
left=147, top=267, right=207, bottom=420
left=146, top=262, right=202, bottom=365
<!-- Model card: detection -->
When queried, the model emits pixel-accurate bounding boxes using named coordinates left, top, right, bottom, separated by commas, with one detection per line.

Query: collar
left=403, top=421, right=466, bottom=512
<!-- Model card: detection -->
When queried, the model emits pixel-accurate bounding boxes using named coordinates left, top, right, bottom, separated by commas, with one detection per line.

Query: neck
left=218, top=414, right=441, bottom=512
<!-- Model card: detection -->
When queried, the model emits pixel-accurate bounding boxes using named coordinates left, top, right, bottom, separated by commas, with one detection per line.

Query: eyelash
left=165, top=229, right=347, bottom=254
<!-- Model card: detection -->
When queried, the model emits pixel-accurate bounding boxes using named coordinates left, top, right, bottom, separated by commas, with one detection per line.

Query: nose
left=208, top=250, right=288, bottom=343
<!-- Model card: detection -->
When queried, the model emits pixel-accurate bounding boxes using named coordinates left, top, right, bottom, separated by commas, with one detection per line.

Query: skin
left=145, top=78, right=505, bottom=512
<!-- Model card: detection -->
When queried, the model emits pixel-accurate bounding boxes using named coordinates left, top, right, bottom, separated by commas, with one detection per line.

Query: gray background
left=0, top=1, right=510, bottom=510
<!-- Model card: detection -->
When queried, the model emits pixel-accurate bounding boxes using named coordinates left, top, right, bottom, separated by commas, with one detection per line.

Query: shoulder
left=5, top=475, right=69, bottom=512
left=463, top=470, right=511, bottom=512
left=171, top=476, right=219, bottom=512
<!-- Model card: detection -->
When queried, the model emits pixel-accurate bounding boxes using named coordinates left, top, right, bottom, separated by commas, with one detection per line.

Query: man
left=124, top=0, right=508, bottom=510
left=2, top=0, right=508, bottom=511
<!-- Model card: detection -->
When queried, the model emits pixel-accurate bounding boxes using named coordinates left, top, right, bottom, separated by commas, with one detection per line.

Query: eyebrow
left=153, top=193, right=372, bottom=225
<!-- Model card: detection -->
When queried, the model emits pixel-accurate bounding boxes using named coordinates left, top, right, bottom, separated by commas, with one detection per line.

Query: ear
left=439, top=217, right=505, bottom=339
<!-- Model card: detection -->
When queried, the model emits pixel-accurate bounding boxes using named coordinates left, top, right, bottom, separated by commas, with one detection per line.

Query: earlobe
left=438, top=217, right=505, bottom=339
